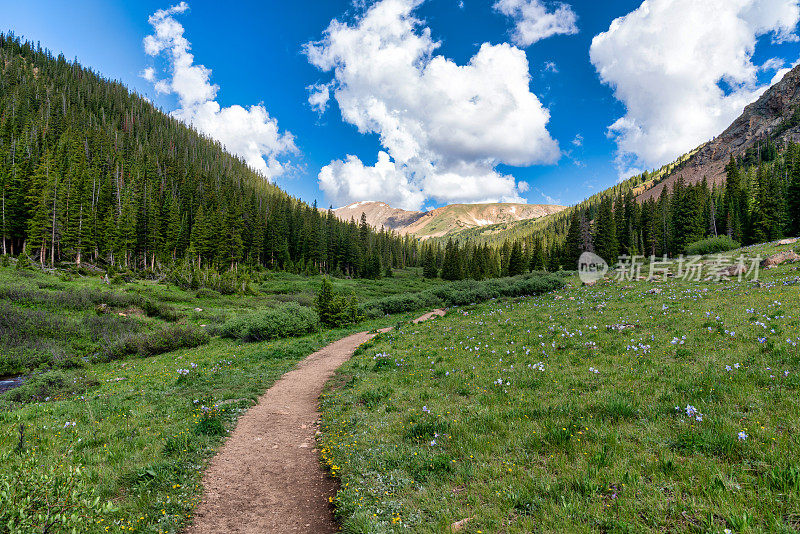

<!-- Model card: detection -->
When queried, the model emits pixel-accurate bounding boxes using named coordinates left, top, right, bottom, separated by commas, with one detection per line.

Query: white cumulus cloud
left=140, top=67, right=156, bottom=82
left=305, top=0, right=559, bottom=209
left=307, top=83, right=332, bottom=114
left=493, top=0, right=579, bottom=47
left=590, top=0, right=800, bottom=174
left=142, top=2, right=295, bottom=179
left=319, top=152, right=426, bottom=210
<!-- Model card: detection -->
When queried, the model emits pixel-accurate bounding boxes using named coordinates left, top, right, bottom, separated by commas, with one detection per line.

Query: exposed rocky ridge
left=639, top=64, right=800, bottom=201
left=332, top=201, right=565, bottom=238
left=331, top=201, right=425, bottom=232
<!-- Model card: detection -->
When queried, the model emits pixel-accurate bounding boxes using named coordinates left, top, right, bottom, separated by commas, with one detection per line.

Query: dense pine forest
left=546, top=145, right=800, bottom=268
left=0, top=34, right=421, bottom=283
left=417, top=142, right=800, bottom=278
left=4, top=31, right=797, bottom=286
left=477, top=143, right=800, bottom=272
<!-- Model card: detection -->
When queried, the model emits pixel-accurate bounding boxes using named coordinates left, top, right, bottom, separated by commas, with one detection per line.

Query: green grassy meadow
left=320, top=242, right=800, bottom=533
left=0, top=265, right=439, bottom=533
left=0, top=265, right=439, bottom=376
left=2, top=242, right=798, bottom=533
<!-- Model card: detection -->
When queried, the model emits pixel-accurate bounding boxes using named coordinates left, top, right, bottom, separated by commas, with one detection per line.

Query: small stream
left=0, top=376, right=25, bottom=394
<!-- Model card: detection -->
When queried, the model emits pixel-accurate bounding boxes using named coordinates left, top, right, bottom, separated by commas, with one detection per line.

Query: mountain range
left=332, top=201, right=565, bottom=239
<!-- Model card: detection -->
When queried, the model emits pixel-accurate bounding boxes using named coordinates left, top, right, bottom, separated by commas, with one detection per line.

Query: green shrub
left=220, top=302, right=319, bottom=342
left=14, top=251, right=32, bottom=271
left=141, top=299, right=184, bottom=322
left=0, top=454, right=115, bottom=532
left=218, top=270, right=239, bottom=295
left=685, top=236, right=740, bottom=255
left=315, top=278, right=361, bottom=327
left=195, top=288, right=221, bottom=299
left=363, top=307, right=384, bottom=320
left=2, top=370, right=98, bottom=403
left=361, top=273, right=564, bottom=316
left=99, top=324, right=209, bottom=361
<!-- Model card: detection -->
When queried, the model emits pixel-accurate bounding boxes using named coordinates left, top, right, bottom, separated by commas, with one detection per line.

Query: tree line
left=0, top=33, right=423, bottom=279
left=528, top=142, right=800, bottom=270
left=420, top=141, right=799, bottom=278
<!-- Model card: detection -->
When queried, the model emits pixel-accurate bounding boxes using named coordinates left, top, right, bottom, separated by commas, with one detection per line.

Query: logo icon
left=578, top=252, right=608, bottom=284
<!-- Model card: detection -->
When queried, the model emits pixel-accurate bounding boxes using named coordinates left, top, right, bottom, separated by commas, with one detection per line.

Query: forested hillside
left=441, top=135, right=799, bottom=273
left=0, top=34, right=419, bottom=280
left=446, top=148, right=701, bottom=248
left=443, top=64, right=800, bottom=270
left=519, top=142, right=800, bottom=270
left=428, top=139, right=798, bottom=274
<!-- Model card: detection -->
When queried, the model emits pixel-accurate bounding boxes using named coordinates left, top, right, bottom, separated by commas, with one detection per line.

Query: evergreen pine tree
left=499, top=241, right=512, bottom=276
left=315, top=277, right=336, bottom=326
left=220, top=205, right=244, bottom=270
left=440, top=239, right=464, bottom=281
left=27, top=153, right=59, bottom=266
left=593, top=197, right=618, bottom=263
left=788, top=147, right=800, bottom=236
left=530, top=239, right=546, bottom=271
left=507, top=241, right=526, bottom=276
left=422, top=246, right=438, bottom=278
left=562, top=209, right=582, bottom=268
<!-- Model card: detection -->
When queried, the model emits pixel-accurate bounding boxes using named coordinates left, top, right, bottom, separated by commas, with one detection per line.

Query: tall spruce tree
left=507, top=241, right=526, bottom=276
left=562, top=209, right=582, bottom=268
left=593, top=197, right=618, bottom=263
left=530, top=238, right=546, bottom=271
left=422, top=245, right=438, bottom=278
left=440, top=239, right=464, bottom=281
left=788, top=146, right=800, bottom=236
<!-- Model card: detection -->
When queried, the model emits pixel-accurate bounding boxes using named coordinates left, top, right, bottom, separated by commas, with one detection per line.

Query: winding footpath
left=188, top=309, right=445, bottom=534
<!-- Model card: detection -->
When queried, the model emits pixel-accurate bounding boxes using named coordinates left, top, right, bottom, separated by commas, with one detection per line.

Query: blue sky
left=4, top=0, right=800, bottom=210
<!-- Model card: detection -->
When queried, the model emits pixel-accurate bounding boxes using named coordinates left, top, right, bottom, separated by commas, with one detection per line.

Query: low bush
left=141, top=299, right=184, bottom=322
left=362, top=307, right=384, bottom=320
left=315, top=278, right=361, bottom=327
left=275, top=292, right=315, bottom=307
left=0, top=455, right=115, bottom=531
left=2, top=370, right=98, bottom=403
left=685, top=236, right=740, bottom=256
left=0, top=301, right=70, bottom=341
left=220, top=302, right=319, bottom=342
left=0, top=285, right=140, bottom=311
left=83, top=314, right=142, bottom=343
left=361, top=273, right=564, bottom=316
left=98, top=324, right=210, bottom=361
left=195, top=288, right=221, bottom=299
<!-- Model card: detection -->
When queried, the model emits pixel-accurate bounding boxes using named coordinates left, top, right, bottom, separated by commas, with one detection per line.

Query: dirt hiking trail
left=187, top=309, right=445, bottom=534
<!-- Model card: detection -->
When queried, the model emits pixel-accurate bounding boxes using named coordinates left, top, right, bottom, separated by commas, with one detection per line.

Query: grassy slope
left=0, top=266, right=440, bottom=376
left=321, top=242, right=800, bottom=533
left=0, top=266, right=442, bottom=533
